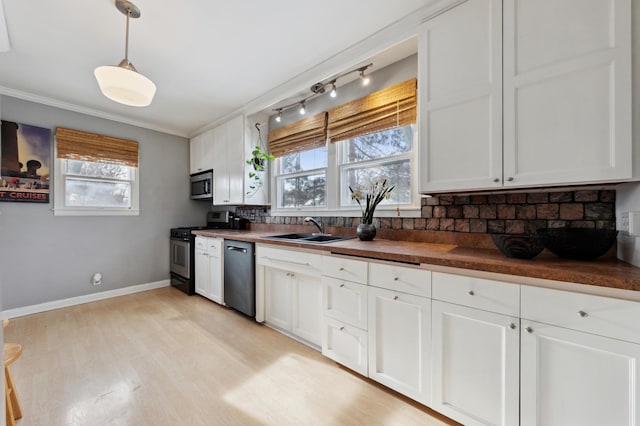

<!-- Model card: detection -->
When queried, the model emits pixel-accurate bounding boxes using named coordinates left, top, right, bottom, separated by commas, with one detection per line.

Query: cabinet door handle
left=339, top=283, right=345, bottom=288
left=339, top=326, right=345, bottom=331
left=468, top=290, right=475, bottom=296
left=525, top=327, right=533, bottom=334
left=393, top=295, right=399, bottom=301
left=509, top=323, right=517, bottom=330
left=493, top=178, right=500, bottom=183
left=507, top=177, right=514, bottom=182
left=339, top=267, right=345, bottom=271
left=578, top=310, right=588, bottom=318
left=290, top=273, right=295, bottom=278
left=393, top=277, right=399, bottom=281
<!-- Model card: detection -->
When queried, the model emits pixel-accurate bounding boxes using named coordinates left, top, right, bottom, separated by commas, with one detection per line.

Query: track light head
left=360, top=69, right=370, bottom=86
left=299, top=101, right=306, bottom=115
left=329, top=81, right=337, bottom=98
left=275, top=109, right=282, bottom=122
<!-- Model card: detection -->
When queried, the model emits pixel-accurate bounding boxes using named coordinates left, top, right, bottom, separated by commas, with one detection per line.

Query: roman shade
left=267, top=112, right=327, bottom=158
left=327, top=78, right=417, bottom=143
left=55, top=127, right=139, bottom=167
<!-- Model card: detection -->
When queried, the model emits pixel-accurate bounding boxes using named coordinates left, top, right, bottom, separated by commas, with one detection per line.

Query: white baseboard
left=2, top=280, right=171, bottom=319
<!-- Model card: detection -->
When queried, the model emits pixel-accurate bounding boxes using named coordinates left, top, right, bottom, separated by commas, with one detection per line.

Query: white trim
left=1, top=279, right=170, bottom=319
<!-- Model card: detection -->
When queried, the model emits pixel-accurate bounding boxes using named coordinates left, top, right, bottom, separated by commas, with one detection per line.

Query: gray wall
left=0, top=96, right=210, bottom=310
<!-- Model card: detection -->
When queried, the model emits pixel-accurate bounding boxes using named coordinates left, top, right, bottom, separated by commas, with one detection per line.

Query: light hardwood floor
left=4, top=287, right=458, bottom=426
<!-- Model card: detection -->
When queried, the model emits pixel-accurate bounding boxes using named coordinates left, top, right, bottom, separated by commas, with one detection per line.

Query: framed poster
left=1, top=120, right=51, bottom=203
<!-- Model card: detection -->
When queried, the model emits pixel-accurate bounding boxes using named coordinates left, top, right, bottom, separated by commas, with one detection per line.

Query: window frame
left=53, top=154, right=140, bottom=217
left=270, top=124, right=420, bottom=218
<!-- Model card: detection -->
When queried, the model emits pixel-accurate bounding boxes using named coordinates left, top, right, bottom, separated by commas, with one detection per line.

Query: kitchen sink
left=263, top=233, right=314, bottom=240
left=261, top=233, right=354, bottom=244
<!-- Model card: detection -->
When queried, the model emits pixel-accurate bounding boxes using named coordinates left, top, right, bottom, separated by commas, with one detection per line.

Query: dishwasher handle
left=227, top=246, right=248, bottom=254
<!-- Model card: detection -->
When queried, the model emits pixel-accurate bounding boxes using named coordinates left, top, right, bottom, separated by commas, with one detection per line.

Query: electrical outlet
left=91, top=272, right=102, bottom=286
left=619, top=212, right=630, bottom=232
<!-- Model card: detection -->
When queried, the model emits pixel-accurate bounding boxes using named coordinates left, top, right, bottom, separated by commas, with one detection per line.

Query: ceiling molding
left=0, top=86, right=188, bottom=138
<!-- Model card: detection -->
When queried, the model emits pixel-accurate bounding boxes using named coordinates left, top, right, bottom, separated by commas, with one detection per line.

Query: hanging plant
left=246, top=123, right=274, bottom=196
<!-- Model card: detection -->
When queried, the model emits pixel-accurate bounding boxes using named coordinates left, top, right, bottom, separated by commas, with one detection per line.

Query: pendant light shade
left=95, top=0, right=156, bottom=107
left=95, top=63, right=156, bottom=107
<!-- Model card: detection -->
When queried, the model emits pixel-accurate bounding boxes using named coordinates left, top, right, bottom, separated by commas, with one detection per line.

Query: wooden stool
left=4, top=336, right=23, bottom=426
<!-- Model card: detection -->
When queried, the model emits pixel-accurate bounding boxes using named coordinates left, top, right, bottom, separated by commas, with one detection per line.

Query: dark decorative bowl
left=490, top=234, right=544, bottom=259
left=536, top=228, right=618, bottom=260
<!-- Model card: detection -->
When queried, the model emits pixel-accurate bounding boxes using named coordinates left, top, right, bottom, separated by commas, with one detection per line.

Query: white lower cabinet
left=368, top=286, right=431, bottom=405
left=264, top=267, right=292, bottom=331
left=322, top=317, right=368, bottom=377
left=520, top=319, right=640, bottom=426
left=431, top=301, right=519, bottom=426
left=520, top=285, right=640, bottom=426
left=257, top=245, right=323, bottom=347
left=194, top=237, right=223, bottom=304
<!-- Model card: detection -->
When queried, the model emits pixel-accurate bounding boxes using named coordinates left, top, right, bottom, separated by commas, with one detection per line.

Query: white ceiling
left=0, top=0, right=434, bottom=138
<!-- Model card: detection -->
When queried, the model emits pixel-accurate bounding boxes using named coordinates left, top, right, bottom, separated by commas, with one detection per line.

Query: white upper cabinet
left=503, top=0, right=632, bottom=187
left=189, top=129, right=214, bottom=175
left=419, top=0, right=632, bottom=193
left=419, top=0, right=502, bottom=192
left=191, top=114, right=269, bottom=205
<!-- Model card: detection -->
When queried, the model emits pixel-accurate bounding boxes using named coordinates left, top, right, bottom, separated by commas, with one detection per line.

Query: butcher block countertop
left=193, top=228, right=640, bottom=294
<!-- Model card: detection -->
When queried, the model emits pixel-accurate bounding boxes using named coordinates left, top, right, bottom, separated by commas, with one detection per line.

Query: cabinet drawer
left=256, top=244, right=322, bottom=276
left=322, top=317, right=368, bottom=377
left=369, top=262, right=431, bottom=297
left=432, top=272, right=519, bottom=317
left=521, top=286, right=640, bottom=345
left=322, top=255, right=368, bottom=284
left=322, top=277, right=367, bottom=330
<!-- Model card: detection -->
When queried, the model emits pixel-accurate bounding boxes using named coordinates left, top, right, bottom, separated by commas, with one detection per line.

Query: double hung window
left=270, top=78, right=418, bottom=216
left=54, top=127, right=140, bottom=216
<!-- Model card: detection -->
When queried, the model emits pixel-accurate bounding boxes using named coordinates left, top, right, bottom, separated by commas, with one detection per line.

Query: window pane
left=278, top=173, right=326, bottom=208
left=65, top=178, right=131, bottom=208
left=65, top=159, right=132, bottom=180
left=343, top=159, right=411, bottom=205
left=343, top=125, right=412, bottom=163
left=280, top=146, right=327, bottom=174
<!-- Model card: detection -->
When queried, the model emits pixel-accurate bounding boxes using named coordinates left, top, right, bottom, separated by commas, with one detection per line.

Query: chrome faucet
left=304, top=216, right=325, bottom=235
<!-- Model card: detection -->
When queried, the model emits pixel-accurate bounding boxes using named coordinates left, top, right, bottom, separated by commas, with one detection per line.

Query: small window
left=339, top=125, right=414, bottom=207
left=54, top=127, right=139, bottom=216
left=276, top=146, right=327, bottom=208
left=63, top=160, right=135, bottom=208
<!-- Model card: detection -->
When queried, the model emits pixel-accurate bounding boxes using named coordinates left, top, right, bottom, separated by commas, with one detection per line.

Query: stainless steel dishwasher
left=223, top=240, right=255, bottom=317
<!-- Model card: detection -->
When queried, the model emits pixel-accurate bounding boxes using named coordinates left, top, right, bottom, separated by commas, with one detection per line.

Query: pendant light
left=94, top=0, right=156, bottom=107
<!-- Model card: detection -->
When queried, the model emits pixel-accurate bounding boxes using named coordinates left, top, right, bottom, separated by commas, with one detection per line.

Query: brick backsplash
left=237, top=189, right=616, bottom=235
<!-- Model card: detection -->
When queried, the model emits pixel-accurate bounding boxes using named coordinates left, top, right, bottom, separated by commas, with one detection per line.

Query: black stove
left=170, top=226, right=208, bottom=295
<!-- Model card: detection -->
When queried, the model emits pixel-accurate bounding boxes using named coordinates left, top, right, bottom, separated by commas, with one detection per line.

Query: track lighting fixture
left=360, top=69, right=370, bottom=86
left=271, top=63, right=372, bottom=121
left=94, top=0, right=156, bottom=107
left=329, top=81, right=337, bottom=98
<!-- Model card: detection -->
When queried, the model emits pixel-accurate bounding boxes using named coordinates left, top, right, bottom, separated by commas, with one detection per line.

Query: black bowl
left=536, top=228, right=618, bottom=260
left=490, top=234, right=545, bottom=259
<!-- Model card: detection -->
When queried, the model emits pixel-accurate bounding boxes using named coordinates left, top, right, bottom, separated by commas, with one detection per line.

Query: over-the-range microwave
left=190, top=170, right=213, bottom=200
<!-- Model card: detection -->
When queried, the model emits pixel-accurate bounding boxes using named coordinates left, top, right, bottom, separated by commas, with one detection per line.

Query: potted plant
left=349, top=179, right=395, bottom=241
left=246, top=124, right=274, bottom=196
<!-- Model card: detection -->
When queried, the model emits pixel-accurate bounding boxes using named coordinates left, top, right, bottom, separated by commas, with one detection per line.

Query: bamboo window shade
left=56, top=127, right=139, bottom=167
left=267, top=112, right=327, bottom=158
left=327, top=78, right=417, bottom=143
